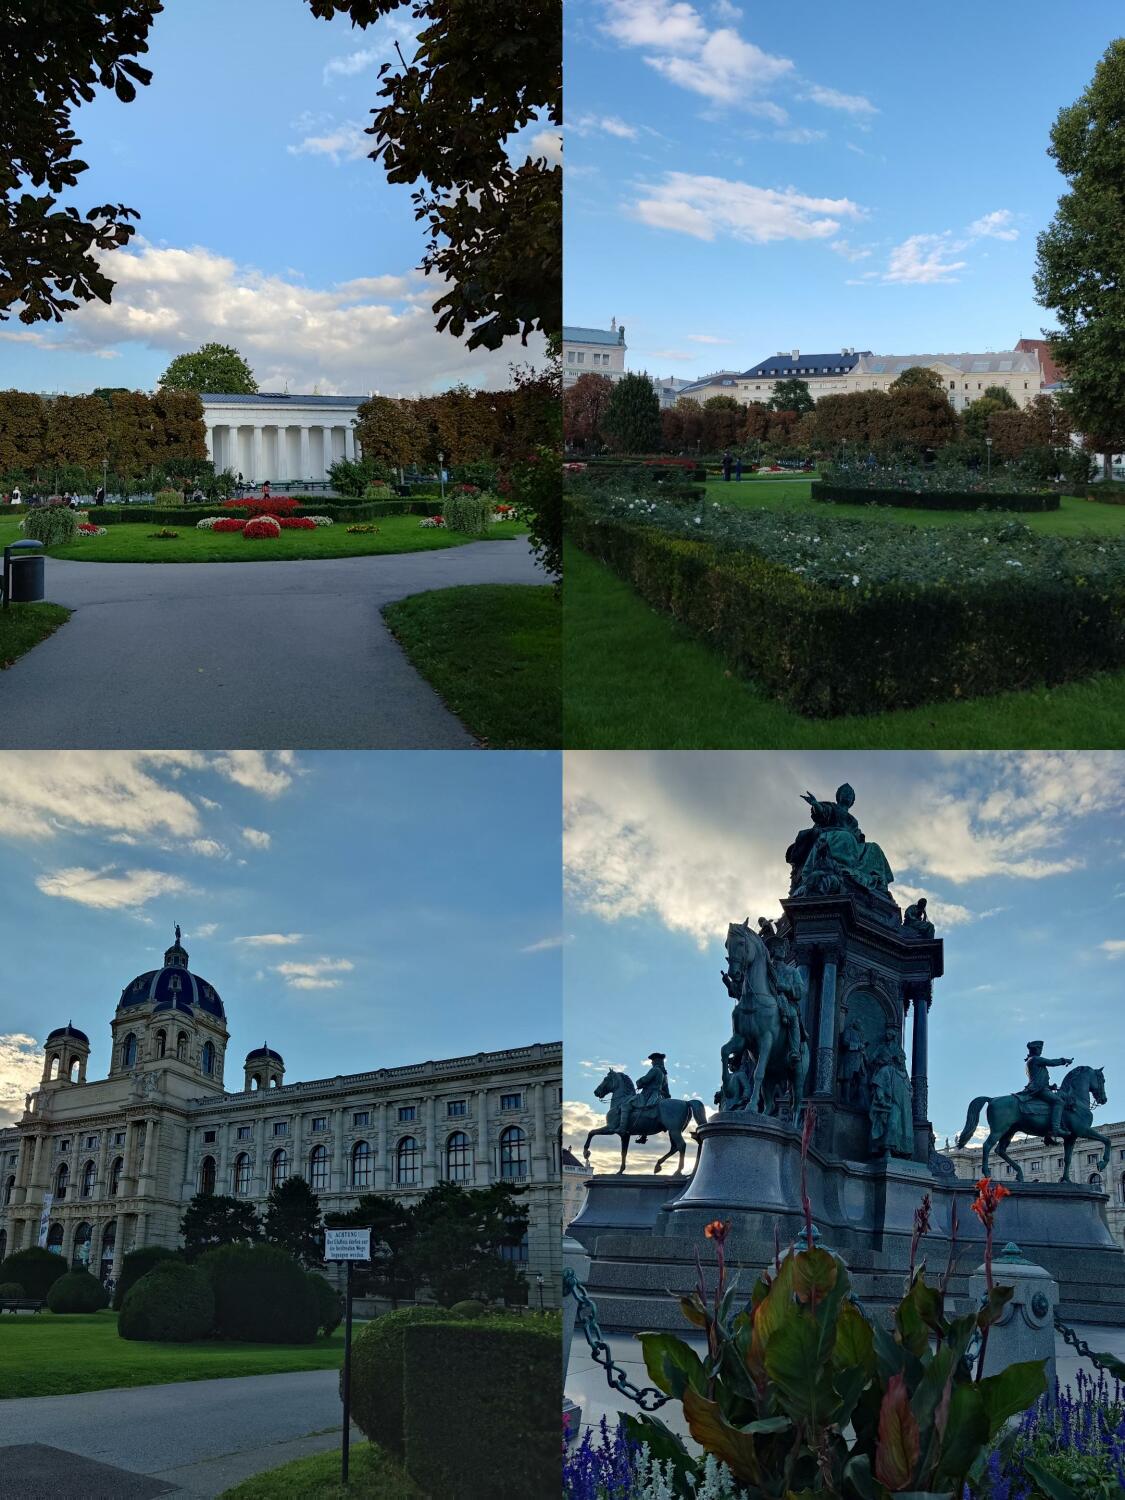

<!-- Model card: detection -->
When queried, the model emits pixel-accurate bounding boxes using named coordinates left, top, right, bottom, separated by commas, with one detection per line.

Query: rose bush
left=243, top=516, right=281, bottom=539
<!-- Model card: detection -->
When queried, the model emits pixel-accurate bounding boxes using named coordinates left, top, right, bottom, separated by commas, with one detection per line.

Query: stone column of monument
left=179, top=1125, right=195, bottom=1200
left=345, top=426, right=357, bottom=462
left=814, top=948, right=840, bottom=1097
left=215, top=1121, right=229, bottom=1199
left=532, top=1081, right=549, bottom=1176
left=276, top=427, right=289, bottom=483
left=250, top=427, right=263, bottom=485
left=12, top=1134, right=32, bottom=1206
left=137, top=1117, right=158, bottom=1199
left=111, top=1211, right=126, bottom=1279
left=910, top=982, right=933, bottom=1162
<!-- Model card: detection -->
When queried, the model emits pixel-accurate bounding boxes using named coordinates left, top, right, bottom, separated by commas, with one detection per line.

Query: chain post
left=563, top=1269, right=670, bottom=1411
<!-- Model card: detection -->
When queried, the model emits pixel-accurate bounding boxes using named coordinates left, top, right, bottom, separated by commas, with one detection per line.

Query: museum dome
left=46, top=1022, right=89, bottom=1045
left=116, top=929, right=226, bottom=1021
left=245, top=1044, right=283, bottom=1063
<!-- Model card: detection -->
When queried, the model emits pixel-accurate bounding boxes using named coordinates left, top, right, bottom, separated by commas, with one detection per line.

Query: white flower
left=851, top=574, right=860, bottom=586
left=1005, top=559, right=1022, bottom=567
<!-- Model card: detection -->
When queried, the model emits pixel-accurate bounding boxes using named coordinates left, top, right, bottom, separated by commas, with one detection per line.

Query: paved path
left=0, top=540, right=546, bottom=748
left=0, top=1368, right=352, bottom=1498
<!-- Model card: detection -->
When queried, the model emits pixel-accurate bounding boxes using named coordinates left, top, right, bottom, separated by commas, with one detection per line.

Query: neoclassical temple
left=201, top=392, right=367, bottom=484
left=0, top=933, right=562, bottom=1299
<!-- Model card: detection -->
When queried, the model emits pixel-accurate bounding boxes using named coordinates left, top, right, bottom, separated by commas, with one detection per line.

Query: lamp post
left=535, top=1272, right=545, bottom=1312
left=985, top=435, right=993, bottom=488
left=438, top=450, right=446, bottom=503
left=102, top=456, right=107, bottom=505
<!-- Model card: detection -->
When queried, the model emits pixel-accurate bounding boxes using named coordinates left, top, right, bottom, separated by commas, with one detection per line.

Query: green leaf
left=636, top=1330, right=706, bottom=1399
left=932, top=1382, right=989, bottom=1489
left=875, top=1371, right=921, bottom=1491
left=975, top=1283, right=1014, bottom=1330
left=1022, top=1457, right=1087, bottom=1500
left=792, top=1245, right=839, bottom=1302
left=975, top=1359, right=1047, bottom=1434
left=873, top=1319, right=907, bottom=1382
left=681, top=1383, right=763, bottom=1484
left=764, top=1310, right=838, bottom=1428
left=843, top=1453, right=876, bottom=1500
left=620, top=1411, right=699, bottom=1492
left=910, top=1344, right=955, bottom=1436
left=744, top=1414, right=792, bottom=1435
left=679, top=1291, right=708, bottom=1329
left=834, top=1300, right=876, bottom=1378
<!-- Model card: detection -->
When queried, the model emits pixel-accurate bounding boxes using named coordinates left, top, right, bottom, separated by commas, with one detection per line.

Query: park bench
left=1, top=1296, right=45, bottom=1313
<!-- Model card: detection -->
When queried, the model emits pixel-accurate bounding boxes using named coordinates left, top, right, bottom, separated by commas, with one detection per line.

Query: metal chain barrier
left=1054, top=1314, right=1124, bottom=1378
left=563, top=1268, right=670, bottom=1411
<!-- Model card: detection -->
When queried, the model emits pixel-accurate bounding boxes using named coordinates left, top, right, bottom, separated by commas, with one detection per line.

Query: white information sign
left=325, top=1227, right=371, bottom=1262
left=37, top=1191, right=54, bottom=1249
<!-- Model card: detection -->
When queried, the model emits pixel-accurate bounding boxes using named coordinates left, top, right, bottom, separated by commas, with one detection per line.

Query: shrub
left=449, top=1299, right=487, bottom=1318
left=349, top=1307, right=452, bottom=1455
left=113, top=1245, right=180, bottom=1311
left=198, top=1243, right=319, bottom=1343
left=243, top=516, right=280, bottom=539
left=812, top=479, right=1060, bottom=512
left=402, top=1320, right=561, bottom=1499
left=148, top=529, right=179, bottom=539
left=306, top=1272, right=343, bottom=1336
left=196, top=516, right=221, bottom=529
left=21, top=506, right=77, bottom=545
left=46, top=1270, right=108, bottom=1313
left=0, top=1247, right=68, bottom=1299
left=363, top=482, right=393, bottom=498
left=443, top=494, right=493, bottom=535
left=0, top=1281, right=25, bottom=1299
left=153, top=489, right=181, bottom=507
left=119, top=1260, right=214, bottom=1343
left=212, top=518, right=245, bottom=532
left=90, top=500, right=404, bottom=525
left=347, top=524, right=380, bottom=534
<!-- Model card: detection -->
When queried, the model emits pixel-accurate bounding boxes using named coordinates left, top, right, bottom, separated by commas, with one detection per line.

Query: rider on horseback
left=1017, top=1040, right=1073, bottom=1145
left=627, top=1051, right=670, bottom=1144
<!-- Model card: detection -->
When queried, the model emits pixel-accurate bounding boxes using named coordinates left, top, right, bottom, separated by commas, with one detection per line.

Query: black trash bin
left=4, top=540, right=46, bottom=603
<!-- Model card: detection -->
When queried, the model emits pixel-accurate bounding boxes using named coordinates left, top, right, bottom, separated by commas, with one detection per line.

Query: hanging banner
left=37, top=1191, right=54, bottom=1249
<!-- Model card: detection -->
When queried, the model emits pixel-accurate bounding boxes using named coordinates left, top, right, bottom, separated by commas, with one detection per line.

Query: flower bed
left=76, top=523, right=107, bottom=536
left=419, top=516, right=445, bottom=528
left=812, top=479, right=1060, bottom=512
left=210, top=518, right=245, bottom=533
left=566, top=489, right=1125, bottom=716
left=243, top=516, right=281, bottom=539
left=223, top=496, right=300, bottom=515
left=346, top=524, right=380, bottom=534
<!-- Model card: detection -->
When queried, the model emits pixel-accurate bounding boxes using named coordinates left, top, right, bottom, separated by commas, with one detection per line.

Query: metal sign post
left=324, top=1227, right=371, bottom=1487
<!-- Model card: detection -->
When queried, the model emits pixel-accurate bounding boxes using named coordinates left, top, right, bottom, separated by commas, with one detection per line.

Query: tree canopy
left=766, top=378, right=814, bottom=416
left=888, top=366, right=945, bottom=395
left=263, top=1176, right=324, bottom=1268
left=563, top=372, right=615, bottom=451
left=306, top=0, right=559, bottom=350
left=159, top=343, right=258, bottom=394
left=1034, top=39, right=1125, bottom=467
left=180, top=1194, right=260, bottom=1260
left=0, top=2, right=160, bottom=324
left=601, top=371, right=661, bottom=454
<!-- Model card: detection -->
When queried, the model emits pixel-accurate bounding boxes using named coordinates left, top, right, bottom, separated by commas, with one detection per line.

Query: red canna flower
left=703, top=1219, right=730, bottom=1245
left=971, top=1177, right=1010, bottom=1230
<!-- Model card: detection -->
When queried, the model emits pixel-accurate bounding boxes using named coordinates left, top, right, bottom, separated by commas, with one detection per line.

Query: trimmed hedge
left=22, top=507, right=78, bottom=544
left=566, top=496, right=1125, bottom=717
left=199, top=1243, right=320, bottom=1344
left=307, top=1271, right=343, bottom=1336
left=443, top=494, right=492, bottom=534
left=46, top=1270, right=108, bottom=1313
left=0, top=1282, right=24, bottom=1299
left=1087, top=485, right=1125, bottom=505
left=348, top=1307, right=452, bottom=1455
left=84, top=499, right=442, bottom=527
left=113, top=1245, right=180, bottom=1310
left=119, top=1260, right=214, bottom=1342
left=0, top=1247, right=68, bottom=1299
left=811, top=480, right=1060, bottom=512
left=401, top=1320, right=561, bottom=1500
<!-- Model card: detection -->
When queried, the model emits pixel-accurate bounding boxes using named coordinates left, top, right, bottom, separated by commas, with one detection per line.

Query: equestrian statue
left=956, top=1040, right=1110, bottom=1181
left=583, top=1051, right=707, bottom=1174
left=717, top=918, right=810, bottom=1119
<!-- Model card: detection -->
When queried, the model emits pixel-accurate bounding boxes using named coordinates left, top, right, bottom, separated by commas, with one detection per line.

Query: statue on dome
left=786, top=784, right=894, bottom=897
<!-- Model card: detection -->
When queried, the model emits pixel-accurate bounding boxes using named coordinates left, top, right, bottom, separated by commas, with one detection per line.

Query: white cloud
left=198, top=797, right=221, bottom=812
left=774, top=127, right=826, bottom=145
left=647, top=29, right=792, bottom=110
left=195, top=922, right=219, bottom=938
left=570, top=113, right=641, bottom=141
left=274, top=957, right=355, bottom=990
left=36, top=866, right=192, bottom=911
left=829, top=238, right=872, bottom=262
left=235, top=933, right=304, bottom=946
left=603, top=0, right=708, bottom=52
left=968, top=209, right=1018, bottom=241
left=1100, top=940, right=1125, bottom=960
left=529, top=130, right=563, bottom=166
left=323, top=47, right=384, bottom=80
left=289, top=121, right=370, bottom=163
left=686, top=334, right=733, bottom=344
left=188, top=838, right=228, bottom=860
left=0, top=1033, right=41, bottom=1128
left=46, top=242, right=537, bottom=396
left=211, top=752, right=298, bottom=799
left=893, top=885, right=976, bottom=930
left=882, top=233, right=968, bottom=285
left=631, top=171, right=863, bottom=244
left=241, top=828, right=272, bottom=851
left=521, top=935, right=567, bottom=953
left=801, top=83, right=877, bottom=115
left=0, top=751, right=204, bottom=843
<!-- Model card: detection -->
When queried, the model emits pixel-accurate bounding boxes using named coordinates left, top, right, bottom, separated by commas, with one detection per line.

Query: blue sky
left=0, top=752, right=561, bottom=1123
left=563, top=752, right=1125, bottom=1170
left=564, top=1, right=1124, bottom=378
left=0, top=1, right=549, bottom=396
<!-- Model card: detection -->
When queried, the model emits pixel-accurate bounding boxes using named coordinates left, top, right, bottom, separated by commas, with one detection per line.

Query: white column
left=475, top=1089, right=490, bottom=1185
left=204, top=425, right=217, bottom=466
left=251, top=426, right=263, bottom=485
left=376, top=1102, right=388, bottom=1191
left=299, top=426, right=310, bottom=483
left=275, top=427, right=288, bottom=483
left=423, top=1095, right=437, bottom=1187
left=331, top=1107, right=344, bottom=1193
left=532, top=1083, right=548, bottom=1176
left=345, top=425, right=356, bottom=462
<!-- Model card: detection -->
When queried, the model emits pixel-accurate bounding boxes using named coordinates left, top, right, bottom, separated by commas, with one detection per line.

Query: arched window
left=446, top=1131, right=471, bottom=1182
left=55, top=1162, right=69, bottom=1200
left=0, top=1229, right=6, bottom=1263
left=202, top=1041, right=215, bottom=1076
left=99, top=1220, right=115, bottom=1280
left=80, top=1159, right=96, bottom=1198
left=250, top=1074, right=261, bottom=1092
left=3, top=1175, right=13, bottom=1206
left=48, top=1055, right=60, bottom=1081
left=122, top=1033, right=137, bottom=1069
left=396, top=1136, right=420, bottom=1186
left=68, top=1057, right=80, bottom=1083
left=310, top=1145, right=329, bottom=1191
left=499, top=1125, right=528, bottom=1181
left=47, top=1222, right=64, bottom=1254
left=72, top=1221, right=92, bottom=1270
left=176, top=1032, right=188, bottom=1061
left=271, top=1148, right=289, bottom=1188
left=1089, top=1172, right=1102, bottom=1188
left=200, top=1156, right=216, bottom=1195
left=351, top=1141, right=371, bottom=1188
left=232, top=1153, right=251, bottom=1196
left=109, top=1156, right=123, bottom=1195
left=155, top=1029, right=166, bottom=1059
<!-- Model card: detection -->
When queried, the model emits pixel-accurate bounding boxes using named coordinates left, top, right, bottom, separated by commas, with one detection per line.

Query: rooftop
left=562, top=325, right=626, bottom=346
left=200, top=392, right=369, bottom=407
left=855, top=351, right=1040, bottom=377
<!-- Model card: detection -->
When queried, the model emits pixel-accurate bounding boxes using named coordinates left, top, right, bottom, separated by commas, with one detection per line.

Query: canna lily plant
left=623, top=1187, right=1046, bottom=1498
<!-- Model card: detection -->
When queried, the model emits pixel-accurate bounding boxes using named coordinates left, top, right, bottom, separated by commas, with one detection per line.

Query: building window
left=176, top=1032, right=188, bottom=1061
left=233, top=1153, right=251, bottom=1196
left=396, top=1136, right=420, bottom=1186
left=203, top=1130, right=216, bottom=1143
left=446, top=1131, right=471, bottom=1182
left=122, top=1033, right=137, bottom=1068
left=312, top=1117, right=327, bottom=1132
left=398, top=1106, right=416, bottom=1122
left=351, top=1140, right=372, bottom=1188
left=1029, top=1160, right=1040, bottom=1171
left=576, top=352, right=584, bottom=364
left=84, top=1135, right=97, bottom=1150
left=500, top=1231, right=529, bottom=1264
left=200, top=1156, right=216, bottom=1195
left=566, top=350, right=575, bottom=362
left=202, top=1041, right=215, bottom=1076
left=80, top=1160, right=95, bottom=1198
left=310, top=1145, right=329, bottom=1190
left=55, top=1162, right=69, bottom=1199
left=273, top=1121, right=288, bottom=1137
left=113, top=1131, right=125, bottom=1147
left=58, top=1139, right=71, bottom=1153
left=500, top=1125, right=528, bottom=1180
left=155, top=1029, right=166, bottom=1058
left=353, top=1111, right=369, bottom=1127
left=500, top=1093, right=522, bottom=1111
left=3, top=1176, right=14, bottom=1206
left=109, top=1156, right=123, bottom=1196
left=237, top=1125, right=251, bottom=1140
left=447, top=1100, right=466, bottom=1117
left=1087, top=1152, right=1098, bottom=1164
left=271, top=1149, right=289, bottom=1188
left=47, top=1222, right=64, bottom=1254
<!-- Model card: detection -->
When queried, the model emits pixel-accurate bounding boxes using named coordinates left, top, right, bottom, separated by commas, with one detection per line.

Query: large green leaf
left=792, top=1245, right=839, bottom=1302
left=932, top=1382, right=989, bottom=1489
left=679, top=1291, right=708, bottom=1329
left=874, top=1371, right=921, bottom=1491
left=747, top=1252, right=797, bottom=1381
left=637, top=1330, right=706, bottom=1399
left=681, top=1383, right=764, bottom=1485
left=975, top=1283, right=1014, bottom=1330
left=975, top=1359, right=1047, bottom=1434
left=910, top=1345, right=955, bottom=1436
left=764, top=1310, right=839, bottom=1428
left=1022, top=1457, right=1087, bottom=1500
left=843, top=1453, right=876, bottom=1500
left=834, top=1300, right=876, bottom=1379
left=873, top=1320, right=908, bottom=1382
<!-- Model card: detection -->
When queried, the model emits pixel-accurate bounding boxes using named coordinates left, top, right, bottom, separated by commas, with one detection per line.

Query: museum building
left=0, top=933, right=563, bottom=1300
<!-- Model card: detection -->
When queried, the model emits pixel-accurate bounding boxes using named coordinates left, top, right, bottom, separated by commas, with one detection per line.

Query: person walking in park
left=722, top=450, right=732, bottom=481
left=94, top=484, right=105, bottom=507
left=735, top=455, right=743, bottom=482
left=10, top=486, right=19, bottom=505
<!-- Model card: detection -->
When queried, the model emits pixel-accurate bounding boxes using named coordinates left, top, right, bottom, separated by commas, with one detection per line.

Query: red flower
left=212, top=518, right=245, bottom=532
left=703, top=1219, right=730, bottom=1245
left=971, top=1176, right=1010, bottom=1228
left=243, top=516, right=281, bottom=539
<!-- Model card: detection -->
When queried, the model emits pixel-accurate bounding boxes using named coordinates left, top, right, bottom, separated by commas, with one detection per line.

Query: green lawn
left=0, top=1310, right=349, bottom=1398
left=563, top=543, right=1125, bottom=748
left=0, top=600, right=70, bottom=666
left=0, top=516, right=525, bottom=563
left=221, top=1441, right=425, bottom=1499
left=705, top=475, right=1125, bottom=535
left=383, top=584, right=561, bottom=748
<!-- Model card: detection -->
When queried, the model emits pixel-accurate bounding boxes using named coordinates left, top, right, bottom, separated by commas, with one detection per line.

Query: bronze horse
left=583, top=1069, right=707, bottom=1174
left=719, top=921, right=810, bottom=1119
left=957, top=1065, right=1109, bottom=1181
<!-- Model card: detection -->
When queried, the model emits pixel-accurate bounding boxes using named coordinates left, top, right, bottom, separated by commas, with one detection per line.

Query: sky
left=0, top=751, right=562, bottom=1127
left=563, top=751, right=1125, bottom=1172
left=0, top=0, right=551, bottom=397
left=564, top=0, right=1125, bottom=379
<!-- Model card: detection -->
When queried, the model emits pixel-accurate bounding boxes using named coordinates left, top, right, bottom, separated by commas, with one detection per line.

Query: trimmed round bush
left=119, top=1260, right=214, bottom=1343
left=349, top=1307, right=451, bottom=1455
left=449, top=1299, right=487, bottom=1318
left=0, top=1247, right=68, bottom=1299
left=0, top=1281, right=25, bottom=1299
left=306, top=1272, right=343, bottom=1336
left=113, top=1245, right=180, bottom=1311
left=198, top=1243, right=319, bottom=1344
left=46, top=1270, right=108, bottom=1313
left=21, top=506, right=77, bottom=546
